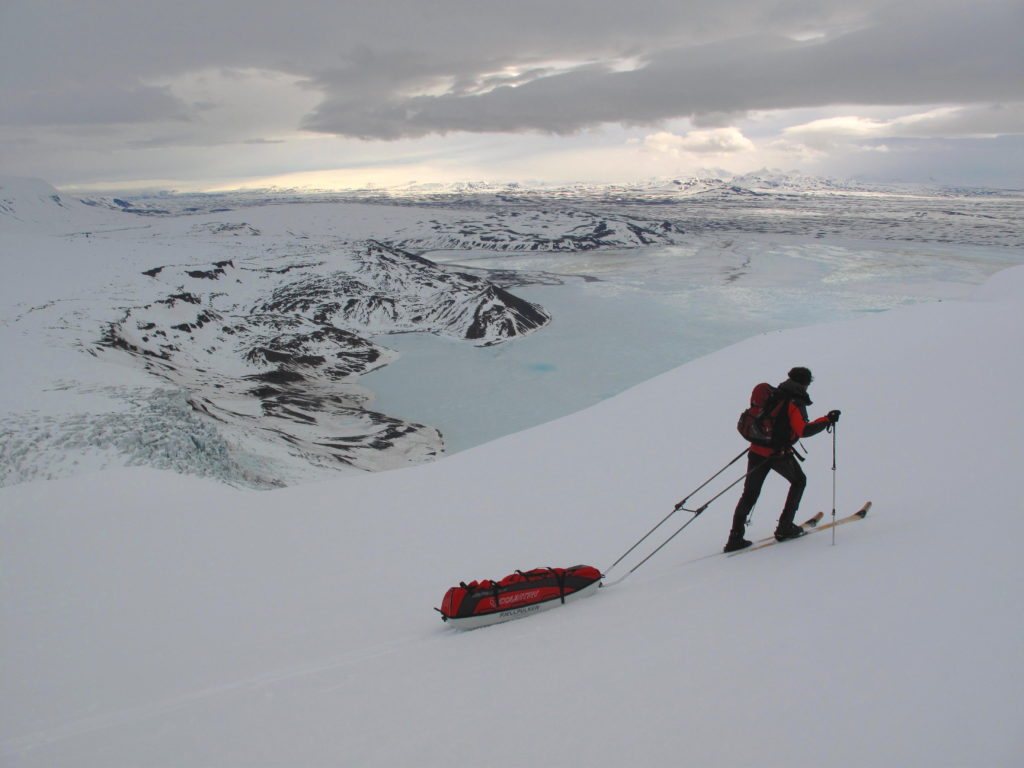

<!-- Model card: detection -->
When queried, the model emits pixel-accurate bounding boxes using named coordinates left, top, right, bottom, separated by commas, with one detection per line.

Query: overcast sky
left=1, top=0, right=1022, bottom=191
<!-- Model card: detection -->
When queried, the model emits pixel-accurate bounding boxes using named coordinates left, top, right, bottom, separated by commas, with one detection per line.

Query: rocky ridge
left=95, top=240, right=551, bottom=474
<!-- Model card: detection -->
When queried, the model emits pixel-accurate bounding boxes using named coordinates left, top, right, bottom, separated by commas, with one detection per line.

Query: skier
left=724, top=367, right=840, bottom=552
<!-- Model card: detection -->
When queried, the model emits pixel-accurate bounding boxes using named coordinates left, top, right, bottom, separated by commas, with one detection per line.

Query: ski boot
left=774, top=521, right=806, bottom=542
left=723, top=535, right=753, bottom=553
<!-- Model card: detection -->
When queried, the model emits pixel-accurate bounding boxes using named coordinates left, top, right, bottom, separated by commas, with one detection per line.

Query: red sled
left=437, top=565, right=603, bottom=630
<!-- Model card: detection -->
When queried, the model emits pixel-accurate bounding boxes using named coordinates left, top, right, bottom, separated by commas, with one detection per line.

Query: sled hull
left=443, top=578, right=601, bottom=631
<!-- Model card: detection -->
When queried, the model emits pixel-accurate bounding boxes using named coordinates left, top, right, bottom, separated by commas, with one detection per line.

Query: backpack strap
left=769, top=394, right=794, bottom=452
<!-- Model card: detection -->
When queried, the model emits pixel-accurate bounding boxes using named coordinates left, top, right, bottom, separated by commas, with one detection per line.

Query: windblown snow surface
left=2, top=176, right=1023, bottom=766
left=3, top=268, right=1024, bottom=766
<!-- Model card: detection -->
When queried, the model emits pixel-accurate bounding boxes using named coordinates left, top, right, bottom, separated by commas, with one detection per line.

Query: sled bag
left=439, top=565, right=602, bottom=620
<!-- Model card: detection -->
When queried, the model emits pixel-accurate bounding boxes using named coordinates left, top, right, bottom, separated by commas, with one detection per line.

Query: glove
left=827, top=410, right=841, bottom=424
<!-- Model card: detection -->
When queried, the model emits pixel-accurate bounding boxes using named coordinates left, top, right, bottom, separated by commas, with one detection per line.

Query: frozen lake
left=362, top=235, right=1023, bottom=452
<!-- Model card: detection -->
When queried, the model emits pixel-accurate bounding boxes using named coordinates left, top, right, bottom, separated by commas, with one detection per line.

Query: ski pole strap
left=832, top=423, right=837, bottom=471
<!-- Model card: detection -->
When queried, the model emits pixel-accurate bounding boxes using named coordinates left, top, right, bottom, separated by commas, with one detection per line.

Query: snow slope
left=0, top=177, right=126, bottom=232
left=3, top=265, right=1023, bottom=767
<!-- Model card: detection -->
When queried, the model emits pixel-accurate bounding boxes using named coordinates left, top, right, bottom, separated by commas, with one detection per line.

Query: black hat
left=788, top=366, right=813, bottom=386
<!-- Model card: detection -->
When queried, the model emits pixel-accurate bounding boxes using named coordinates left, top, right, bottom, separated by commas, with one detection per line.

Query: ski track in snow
left=0, top=634, right=427, bottom=757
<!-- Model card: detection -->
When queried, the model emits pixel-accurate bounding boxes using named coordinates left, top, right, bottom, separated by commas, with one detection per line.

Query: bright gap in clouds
left=54, top=98, right=1024, bottom=194
left=434, top=55, right=650, bottom=99
left=164, top=94, right=1024, bottom=193
left=784, top=104, right=1024, bottom=147
left=202, top=124, right=757, bottom=192
left=641, top=127, right=756, bottom=156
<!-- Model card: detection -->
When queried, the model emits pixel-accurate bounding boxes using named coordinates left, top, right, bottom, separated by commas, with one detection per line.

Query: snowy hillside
left=3, top=263, right=1022, bottom=767
left=0, top=176, right=126, bottom=231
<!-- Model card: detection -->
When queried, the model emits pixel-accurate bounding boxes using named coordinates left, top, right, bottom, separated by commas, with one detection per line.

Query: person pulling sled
left=725, top=366, right=840, bottom=553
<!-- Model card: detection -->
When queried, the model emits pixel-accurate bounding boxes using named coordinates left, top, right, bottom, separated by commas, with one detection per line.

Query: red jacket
left=749, top=398, right=830, bottom=457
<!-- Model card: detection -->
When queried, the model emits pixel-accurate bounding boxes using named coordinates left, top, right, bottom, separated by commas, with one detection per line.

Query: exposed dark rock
left=95, top=242, right=546, bottom=473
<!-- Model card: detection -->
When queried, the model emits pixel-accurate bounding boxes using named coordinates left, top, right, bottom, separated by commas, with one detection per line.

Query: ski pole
left=603, top=451, right=772, bottom=578
left=673, top=448, right=749, bottom=511
left=614, top=509, right=703, bottom=580
left=603, top=449, right=749, bottom=576
left=831, top=423, right=838, bottom=546
left=607, top=456, right=772, bottom=584
left=681, top=453, right=773, bottom=516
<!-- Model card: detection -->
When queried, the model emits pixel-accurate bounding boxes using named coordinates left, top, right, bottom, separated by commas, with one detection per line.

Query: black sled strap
left=549, top=567, right=567, bottom=603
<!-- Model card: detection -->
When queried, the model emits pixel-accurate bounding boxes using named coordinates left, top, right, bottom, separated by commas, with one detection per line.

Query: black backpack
left=737, top=383, right=792, bottom=448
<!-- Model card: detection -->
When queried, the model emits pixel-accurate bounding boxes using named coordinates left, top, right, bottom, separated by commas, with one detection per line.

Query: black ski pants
left=730, top=450, right=806, bottom=537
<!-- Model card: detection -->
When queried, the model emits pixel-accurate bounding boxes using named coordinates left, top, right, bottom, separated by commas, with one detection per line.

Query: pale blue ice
left=361, top=236, right=1022, bottom=453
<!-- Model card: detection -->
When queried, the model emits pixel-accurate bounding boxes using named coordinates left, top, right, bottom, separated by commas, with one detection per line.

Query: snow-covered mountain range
left=1, top=176, right=691, bottom=484
left=2, top=174, right=1022, bottom=487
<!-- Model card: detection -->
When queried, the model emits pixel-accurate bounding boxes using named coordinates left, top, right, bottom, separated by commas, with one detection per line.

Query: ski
left=752, top=511, right=823, bottom=544
left=728, top=502, right=871, bottom=556
left=707, top=512, right=823, bottom=560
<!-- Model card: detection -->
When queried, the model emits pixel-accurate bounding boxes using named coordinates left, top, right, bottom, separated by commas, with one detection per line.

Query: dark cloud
left=0, top=83, right=185, bottom=127
left=301, top=2, right=1024, bottom=138
left=0, top=0, right=905, bottom=132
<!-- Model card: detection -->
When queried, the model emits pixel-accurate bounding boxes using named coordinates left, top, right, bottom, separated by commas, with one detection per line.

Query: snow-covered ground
left=3, top=262, right=1023, bottom=767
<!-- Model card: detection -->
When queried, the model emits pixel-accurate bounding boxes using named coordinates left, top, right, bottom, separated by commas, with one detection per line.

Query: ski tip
left=856, top=501, right=872, bottom=518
